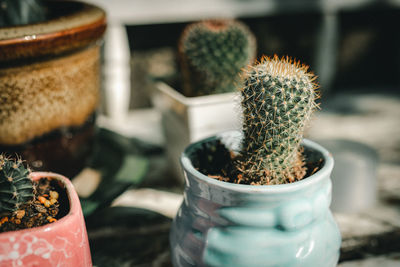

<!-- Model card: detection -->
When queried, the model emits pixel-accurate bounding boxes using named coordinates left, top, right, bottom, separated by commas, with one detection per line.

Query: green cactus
left=0, top=154, right=34, bottom=214
left=179, top=19, right=256, bottom=97
left=235, top=55, right=319, bottom=185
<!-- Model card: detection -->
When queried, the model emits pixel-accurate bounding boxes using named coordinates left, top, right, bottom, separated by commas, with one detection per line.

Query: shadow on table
left=87, top=206, right=172, bottom=267
left=79, top=127, right=166, bottom=217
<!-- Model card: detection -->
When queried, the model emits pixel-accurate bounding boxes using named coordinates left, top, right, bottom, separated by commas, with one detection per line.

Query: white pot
left=152, top=81, right=241, bottom=180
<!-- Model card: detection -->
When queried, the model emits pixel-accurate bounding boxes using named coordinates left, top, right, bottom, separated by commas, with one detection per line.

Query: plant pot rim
left=0, top=172, right=79, bottom=236
left=0, top=0, right=106, bottom=61
left=180, top=131, right=334, bottom=193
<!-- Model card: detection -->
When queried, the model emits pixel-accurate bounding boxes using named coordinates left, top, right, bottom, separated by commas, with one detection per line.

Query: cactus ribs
left=235, top=55, right=319, bottom=185
left=190, top=55, right=320, bottom=185
left=179, top=19, right=256, bottom=97
left=0, top=155, right=68, bottom=233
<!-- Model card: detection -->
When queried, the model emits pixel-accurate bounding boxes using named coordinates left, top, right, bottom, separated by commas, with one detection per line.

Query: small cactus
left=0, top=155, right=34, bottom=213
left=179, top=19, right=256, bottom=97
left=235, top=55, right=319, bottom=185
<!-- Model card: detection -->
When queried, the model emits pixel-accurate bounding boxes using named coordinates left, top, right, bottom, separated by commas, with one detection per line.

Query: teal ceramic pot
left=170, top=132, right=341, bottom=267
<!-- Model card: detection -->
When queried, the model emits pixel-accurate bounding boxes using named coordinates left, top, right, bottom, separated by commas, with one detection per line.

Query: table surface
left=85, top=91, right=400, bottom=266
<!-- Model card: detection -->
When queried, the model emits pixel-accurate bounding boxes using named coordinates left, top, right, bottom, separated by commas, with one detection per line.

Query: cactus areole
left=0, top=155, right=34, bottom=213
left=235, top=55, right=319, bottom=185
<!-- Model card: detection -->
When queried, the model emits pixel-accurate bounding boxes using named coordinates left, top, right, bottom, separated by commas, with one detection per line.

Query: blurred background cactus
left=179, top=19, right=256, bottom=97
left=0, top=0, right=46, bottom=27
left=235, top=55, right=318, bottom=185
left=0, top=155, right=34, bottom=214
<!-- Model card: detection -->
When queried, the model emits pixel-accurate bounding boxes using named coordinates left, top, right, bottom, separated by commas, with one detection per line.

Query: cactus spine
left=235, top=55, right=318, bottom=185
left=0, top=155, right=34, bottom=213
left=179, top=19, right=256, bottom=97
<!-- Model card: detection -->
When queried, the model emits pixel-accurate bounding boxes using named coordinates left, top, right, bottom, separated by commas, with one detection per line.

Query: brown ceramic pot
left=0, top=1, right=106, bottom=178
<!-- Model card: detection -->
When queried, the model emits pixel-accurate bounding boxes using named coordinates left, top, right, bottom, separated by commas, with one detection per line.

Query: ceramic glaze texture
left=0, top=1, right=106, bottom=61
left=0, top=46, right=100, bottom=145
left=170, top=135, right=341, bottom=267
left=0, top=172, right=92, bottom=266
left=0, top=1, right=106, bottom=176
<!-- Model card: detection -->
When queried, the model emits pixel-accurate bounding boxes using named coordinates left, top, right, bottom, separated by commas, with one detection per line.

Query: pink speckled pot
left=0, top=172, right=92, bottom=267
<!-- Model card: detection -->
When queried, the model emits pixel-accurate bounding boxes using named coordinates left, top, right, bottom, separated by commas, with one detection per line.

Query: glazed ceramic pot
left=170, top=132, right=341, bottom=267
left=0, top=172, right=92, bottom=266
left=0, top=1, right=106, bottom=178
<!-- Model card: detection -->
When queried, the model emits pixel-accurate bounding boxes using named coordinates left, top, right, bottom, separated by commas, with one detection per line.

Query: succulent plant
left=235, top=55, right=319, bottom=185
left=0, top=154, right=34, bottom=214
left=179, top=19, right=256, bottom=97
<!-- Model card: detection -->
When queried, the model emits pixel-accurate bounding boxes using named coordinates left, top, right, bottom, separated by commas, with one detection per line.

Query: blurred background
left=86, top=0, right=400, bottom=110
left=84, top=0, right=400, bottom=265
left=1, top=0, right=399, bottom=266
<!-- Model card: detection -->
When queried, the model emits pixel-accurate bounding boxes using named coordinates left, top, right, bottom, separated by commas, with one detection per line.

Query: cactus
left=0, top=155, right=34, bottom=213
left=179, top=19, right=256, bottom=97
left=235, top=55, right=318, bottom=185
